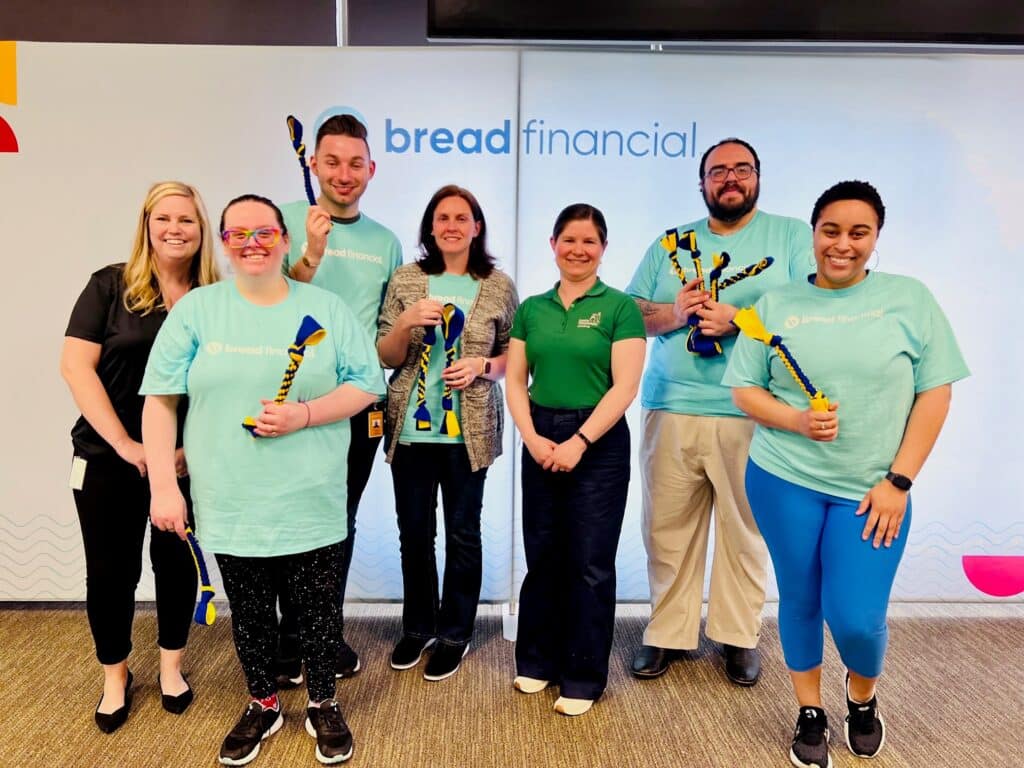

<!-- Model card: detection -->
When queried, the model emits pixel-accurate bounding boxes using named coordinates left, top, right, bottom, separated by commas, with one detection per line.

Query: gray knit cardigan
left=378, top=263, right=519, bottom=472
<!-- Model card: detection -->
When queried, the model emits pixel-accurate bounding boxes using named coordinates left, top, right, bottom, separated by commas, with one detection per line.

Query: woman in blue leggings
left=724, top=181, right=968, bottom=768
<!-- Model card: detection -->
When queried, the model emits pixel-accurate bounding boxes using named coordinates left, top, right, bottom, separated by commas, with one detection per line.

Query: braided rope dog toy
left=286, top=115, right=318, bottom=207
left=242, top=315, right=327, bottom=437
left=660, top=228, right=775, bottom=357
left=732, top=306, right=830, bottom=412
left=184, top=527, right=216, bottom=625
left=413, top=303, right=466, bottom=436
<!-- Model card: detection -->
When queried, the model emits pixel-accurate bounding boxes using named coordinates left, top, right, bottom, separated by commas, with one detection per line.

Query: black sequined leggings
left=216, top=542, right=343, bottom=702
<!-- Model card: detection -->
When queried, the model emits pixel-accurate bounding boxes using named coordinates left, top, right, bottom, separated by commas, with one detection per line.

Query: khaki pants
left=640, top=409, right=767, bottom=650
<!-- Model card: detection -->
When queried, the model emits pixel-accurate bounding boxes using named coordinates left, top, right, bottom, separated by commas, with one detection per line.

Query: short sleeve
left=912, top=285, right=970, bottom=392
left=333, top=299, right=387, bottom=396
left=66, top=267, right=119, bottom=343
left=722, top=298, right=771, bottom=389
left=140, top=294, right=199, bottom=395
left=611, top=294, right=646, bottom=341
left=509, top=300, right=530, bottom=342
left=787, top=220, right=813, bottom=283
left=626, top=237, right=663, bottom=300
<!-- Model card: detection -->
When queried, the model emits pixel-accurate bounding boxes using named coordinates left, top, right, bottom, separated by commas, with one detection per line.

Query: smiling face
left=148, top=194, right=201, bottom=267
left=309, top=133, right=375, bottom=217
left=700, top=142, right=760, bottom=224
left=431, top=195, right=481, bottom=263
left=550, top=217, right=605, bottom=285
left=220, top=200, right=289, bottom=279
left=813, top=199, right=879, bottom=290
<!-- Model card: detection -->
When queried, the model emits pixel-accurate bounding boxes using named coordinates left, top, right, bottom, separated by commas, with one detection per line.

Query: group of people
left=61, top=115, right=967, bottom=768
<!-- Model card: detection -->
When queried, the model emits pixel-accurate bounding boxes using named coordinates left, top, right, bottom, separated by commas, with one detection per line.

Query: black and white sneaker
left=790, top=706, right=832, bottom=768
left=390, top=635, right=436, bottom=670
left=845, top=675, right=885, bottom=758
left=275, top=658, right=304, bottom=689
left=305, top=700, right=354, bottom=764
left=219, top=702, right=283, bottom=766
left=423, top=641, right=469, bottom=682
left=335, top=639, right=361, bottom=679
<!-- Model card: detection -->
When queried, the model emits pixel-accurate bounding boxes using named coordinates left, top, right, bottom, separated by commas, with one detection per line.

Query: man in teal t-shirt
left=279, top=113, right=402, bottom=681
left=625, top=138, right=811, bottom=685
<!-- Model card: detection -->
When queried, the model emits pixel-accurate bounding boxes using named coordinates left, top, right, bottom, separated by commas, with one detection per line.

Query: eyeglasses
left=220, top=227, right=282, bottom=248
left=704, top=163, right=758, bottom=183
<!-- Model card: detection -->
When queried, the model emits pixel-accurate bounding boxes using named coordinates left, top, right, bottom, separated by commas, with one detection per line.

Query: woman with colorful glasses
left=724, top=181, right=968, bottom=768
left=61, top=181, right=219, bottom=733
left=505, top=203, right=645, bottom=716
left=142, top=194, right=384, bottom=766
left=377, top=184, right=518, bottom=681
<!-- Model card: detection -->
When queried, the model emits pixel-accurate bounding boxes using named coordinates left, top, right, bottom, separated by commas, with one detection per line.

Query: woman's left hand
left=543, top=438, right=586, bottom=473
left=856, top=480, right=908, bottom=548
left=442, top=358, right=480, bottom=391
left=254, top=400, right=308, bottom=438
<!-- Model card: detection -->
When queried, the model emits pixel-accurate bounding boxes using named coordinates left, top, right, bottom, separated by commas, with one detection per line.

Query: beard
left=703, top=181, right=760, bottom=223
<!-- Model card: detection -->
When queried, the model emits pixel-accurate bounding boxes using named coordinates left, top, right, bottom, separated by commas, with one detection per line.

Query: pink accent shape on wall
left=962, top=555, right=1024, bottom=597
left=0, top=116, right=17, bottom=152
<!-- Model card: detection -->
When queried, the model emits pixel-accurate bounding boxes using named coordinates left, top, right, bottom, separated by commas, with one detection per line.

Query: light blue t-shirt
left=722, top=272, right=969, bottom=500
left=400, top=273, right=481, bottom=444
left=281, top=202, right=402, bottom=397
left=140, top=279, right=386, bottom=557
left=627, top=210, right=811, bottom=416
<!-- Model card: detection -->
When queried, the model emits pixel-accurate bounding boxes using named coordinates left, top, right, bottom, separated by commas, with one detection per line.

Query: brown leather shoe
left=722, top=644, right=761, bottom=686
left=630, top=645, right=682, bottom=678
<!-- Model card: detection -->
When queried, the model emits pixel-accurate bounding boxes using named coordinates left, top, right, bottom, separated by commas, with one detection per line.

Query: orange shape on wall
left=0, top=41, right=16, bottom=106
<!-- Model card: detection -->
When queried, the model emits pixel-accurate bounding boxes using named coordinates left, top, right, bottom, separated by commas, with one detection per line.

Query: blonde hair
left=123, top=181, right=220, bottom=314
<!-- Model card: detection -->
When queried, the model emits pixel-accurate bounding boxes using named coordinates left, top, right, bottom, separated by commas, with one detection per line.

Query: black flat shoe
left=95, top=670, right=133, bottom=734
left=159, top=673, right=194, bottom=715
left=630, top=645, right=682, bottom=679
left=722, top=644, right=761, bottom=686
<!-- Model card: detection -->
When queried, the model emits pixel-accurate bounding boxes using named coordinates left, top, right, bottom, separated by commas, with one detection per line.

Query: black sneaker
left=845, top=675, right=885, bottom=758
left=423, top=641, right=469, bottom=682
left=790, top=706, right=832, bottom=768
left=334, top=639, right=361, bottom=679
left=219, top=702, right=283, bottom=766
left=305, top=700, right=354, bottom=764
left=275, top=658, right=304, bottom=689
left=390, top=635, right=436, bottom=670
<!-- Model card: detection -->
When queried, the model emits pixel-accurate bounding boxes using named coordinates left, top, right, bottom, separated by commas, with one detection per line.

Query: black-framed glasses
left=704, top=163, right=758, bottom=183
left=220, top=227, right=282, bottom=248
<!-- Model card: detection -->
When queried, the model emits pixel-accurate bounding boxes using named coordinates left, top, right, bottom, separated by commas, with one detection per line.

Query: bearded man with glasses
left=626, top=138, right=811, bottom=686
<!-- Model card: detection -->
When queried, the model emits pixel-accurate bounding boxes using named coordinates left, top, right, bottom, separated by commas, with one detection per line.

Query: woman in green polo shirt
left=506, top=203, right=646, bottom=716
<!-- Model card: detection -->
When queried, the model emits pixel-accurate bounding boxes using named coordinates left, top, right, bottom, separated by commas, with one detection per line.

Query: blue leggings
left=745, top=461, right=911, bottom=678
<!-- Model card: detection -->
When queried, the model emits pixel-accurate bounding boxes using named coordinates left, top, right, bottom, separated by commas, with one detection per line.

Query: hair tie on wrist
left=576, top=430, right=593, bottom=448
left=302, top=401, right=312, bottom=428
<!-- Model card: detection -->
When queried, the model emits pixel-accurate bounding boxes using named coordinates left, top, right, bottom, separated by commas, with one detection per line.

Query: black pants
left=515, top=405, right=630, bottom=700
left=391, top=442, right=488, bottom=645
left=72, top=452, right=197, bottom=665
left=278, top=403, right=383, bottom=660
left=217, top=542, right=344, bottom=702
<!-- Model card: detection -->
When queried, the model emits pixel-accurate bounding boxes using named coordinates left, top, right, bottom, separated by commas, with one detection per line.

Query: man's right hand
left=673, top=278, right=710, bottom=325
left=304, top=205, right=332, bottom=264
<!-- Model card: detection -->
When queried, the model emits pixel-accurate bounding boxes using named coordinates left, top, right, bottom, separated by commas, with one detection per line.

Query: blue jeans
left=746, top=460, right=911, bottom=677
left=515, top=404, right=630, bottom=700
left=391, top=442, right=488, bottom=645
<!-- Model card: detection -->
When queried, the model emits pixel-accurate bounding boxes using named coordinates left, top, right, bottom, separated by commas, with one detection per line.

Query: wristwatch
left=479, top=357, right=492, bottom=376
left=885, top=471, right=913, bottom=491
left=301, top=254, right=321, bottom=269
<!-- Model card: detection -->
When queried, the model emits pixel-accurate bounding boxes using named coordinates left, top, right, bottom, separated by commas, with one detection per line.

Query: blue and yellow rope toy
left=413, top=303, right=466, bottom=436
left=286, top=115, right=317, bottom=207
left=660, top=228, right=775, bottom=358
left=243, top=315, right=327, bottom=437
left=184, top=527, right=216, bottom=625
left=732, top=306, right=830, bottom=412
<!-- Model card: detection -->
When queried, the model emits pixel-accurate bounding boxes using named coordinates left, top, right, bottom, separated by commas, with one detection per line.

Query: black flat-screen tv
left=428, top=1, right=1024, bottom=46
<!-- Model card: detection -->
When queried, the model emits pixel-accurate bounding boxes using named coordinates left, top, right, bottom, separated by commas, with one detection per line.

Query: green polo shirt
left=511, top=279, right=645, bottom=408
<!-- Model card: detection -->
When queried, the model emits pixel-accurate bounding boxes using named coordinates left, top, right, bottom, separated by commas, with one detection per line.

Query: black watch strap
left=885, top=471, right=913, bottom=491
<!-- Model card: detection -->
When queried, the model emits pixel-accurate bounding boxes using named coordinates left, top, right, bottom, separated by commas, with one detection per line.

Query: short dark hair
left=417, top=184, right=496, bottom=279
left=315, top=113, right=370, bottom=154
left=219, top=194, right=288, bottom=236
left=698, top=137, right=761, bottom=180
left=551, top=203, right=608, bottom=245
left=810, top=180, right=886, bottom=231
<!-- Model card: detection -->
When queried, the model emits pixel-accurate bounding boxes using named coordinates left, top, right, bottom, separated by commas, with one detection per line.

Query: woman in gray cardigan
left=378, top=185, right=518, bottom=681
